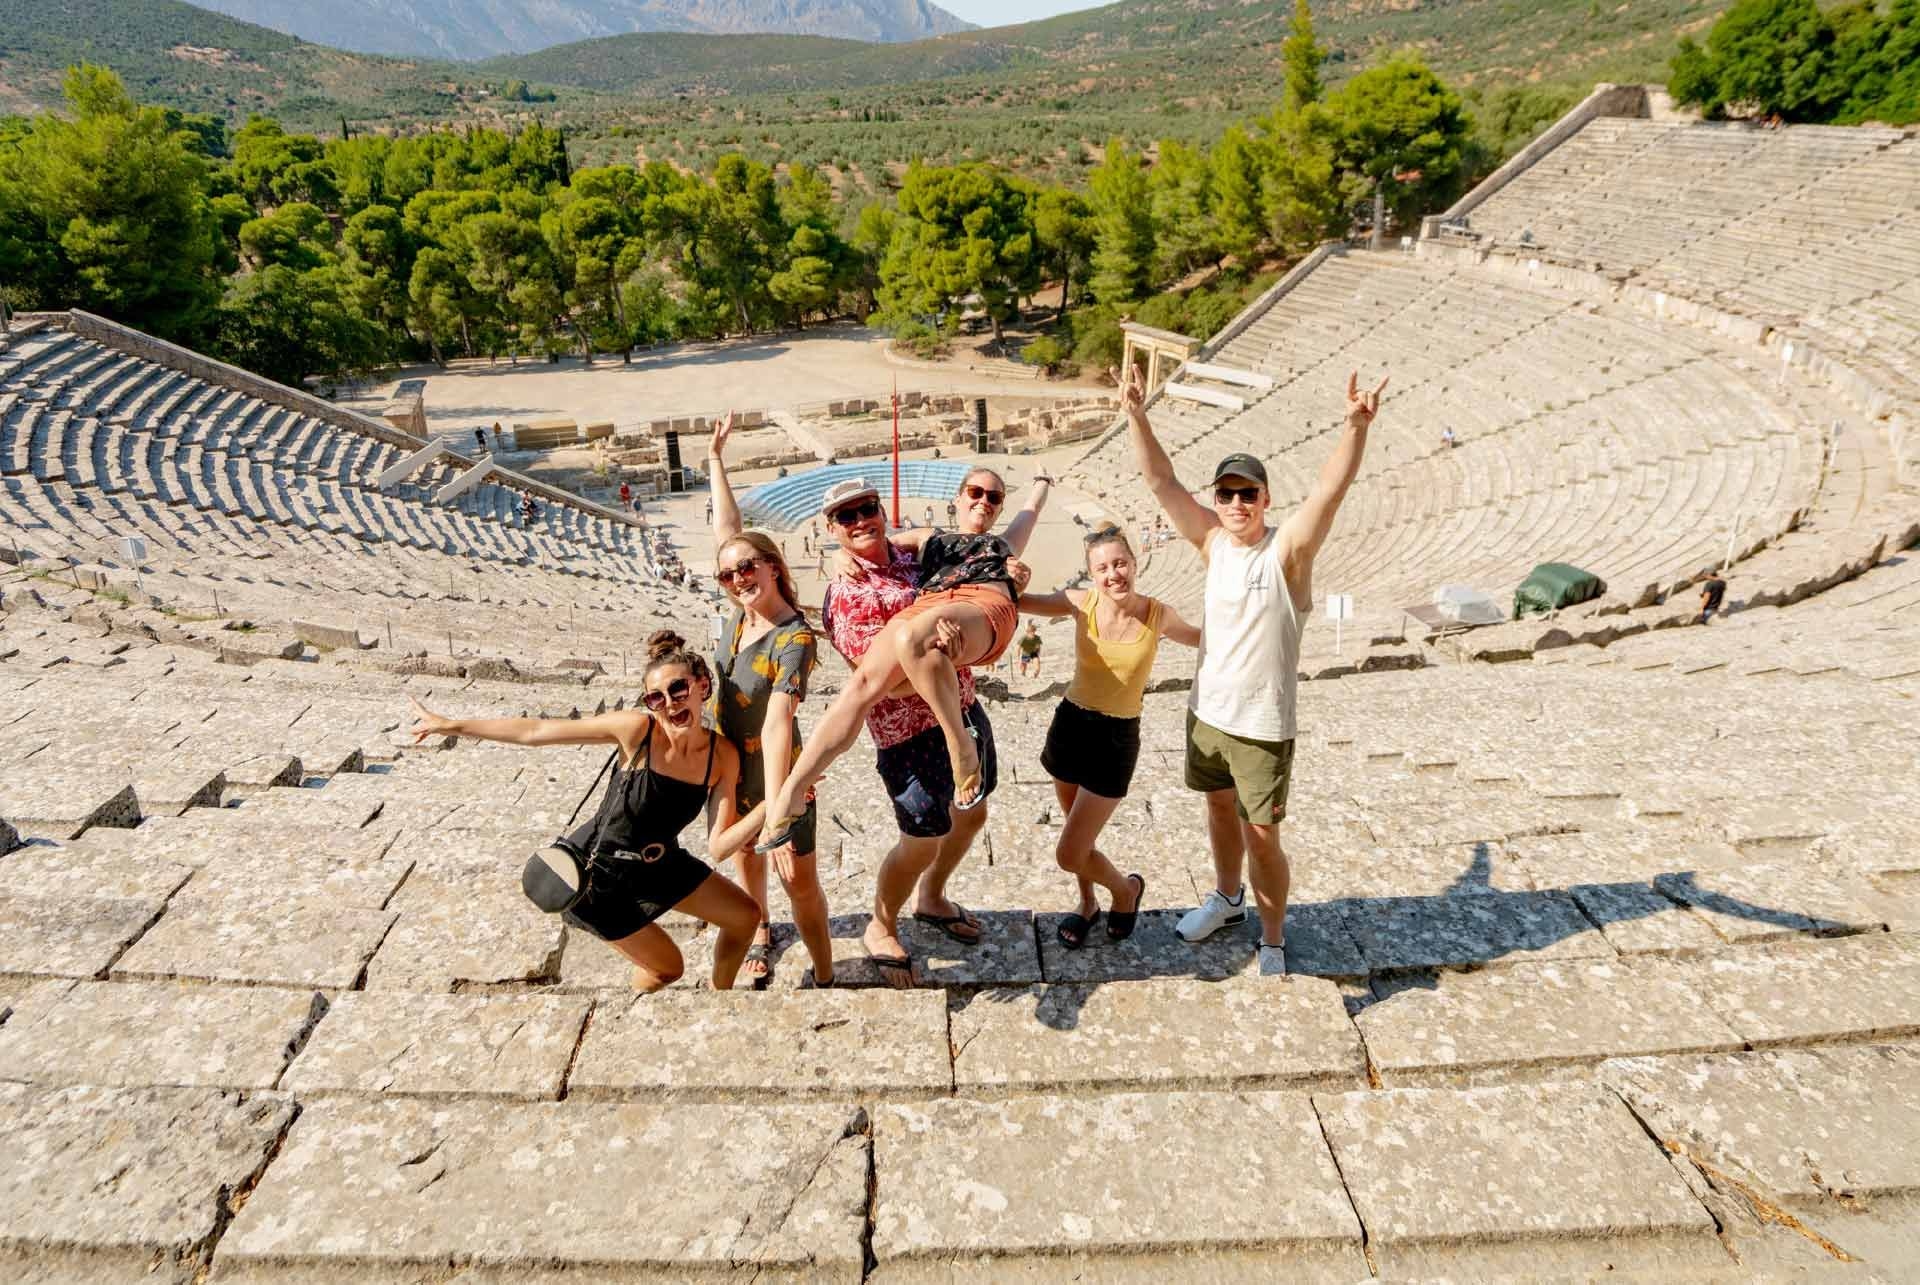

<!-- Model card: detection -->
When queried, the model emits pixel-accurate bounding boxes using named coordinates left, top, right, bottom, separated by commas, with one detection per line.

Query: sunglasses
left=829, top=499, right=881, bottom=525
left=1214, top=485, right=1262, bottom=505
left=642, top=677, right=693, bottom=711
left=964, top=484, right=1005, bottom=506
left=1083, top=524, right=1124, bottom=544
left=717, top=555, right=763, bottom=586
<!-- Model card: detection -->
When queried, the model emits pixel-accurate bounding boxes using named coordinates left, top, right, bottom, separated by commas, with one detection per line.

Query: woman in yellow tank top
left=1019, top=526, right=1200, bottom=947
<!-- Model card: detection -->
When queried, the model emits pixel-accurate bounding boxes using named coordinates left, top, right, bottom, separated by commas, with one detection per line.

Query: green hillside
left=0, top=0, right=492, bottom=123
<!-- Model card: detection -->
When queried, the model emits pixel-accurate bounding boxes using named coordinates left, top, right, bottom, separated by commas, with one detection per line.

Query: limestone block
left=0, top=1083, right=295, bottom=1265
left=1315, top=1082, right=1719, bottom=1276
left=871, top=1092, right=1364, bottom=1273
left=1035, top=909, right=1257, bottom=983
left=0, top=842, right=193, bottom=902
left=0, top=980, right=323, bottom=1090
left=770, top=911, right=1041, bottom=989
left=171, top=855, right=411, bottom=912
left=361, top=875, right=562, bottom=992
left=1655, top=862, right=1889, bottom=941
left=0, top=770, right=140, bottom=840
left=1604, top=1045, right=1920, bottom=1206
left=284, top=991, right=589, bottom=1101
left=1672, top=932, right=1920, bottom=1046
left=950, top=977, right=1363, bottom=1094
left=126, top=814, right=399, bottom=866
left=0, top=816, right=17, bottom=854
left=1564, top=880, right=1727, bottom=955
left=0, top=894, right=164, bottom=979
left=382, top=826, right=554, bottom=876
left=1342, top=889, right=1613, bottom=972
left=570, top=989, right=949, bottom=1102
left=218, top=1097, right=867, bottom=1275
left=1358, top=959, right=1742, bottom=1087
left=113, top=904, right=395, bottom=990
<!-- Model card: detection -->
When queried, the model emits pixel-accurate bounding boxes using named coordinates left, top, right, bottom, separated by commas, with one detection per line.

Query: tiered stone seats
left=2, top=578, right=1916, bottom=1278
left=1065, top=251, right=1834, bottom=658
left=2, top=316, right=713, bottom=667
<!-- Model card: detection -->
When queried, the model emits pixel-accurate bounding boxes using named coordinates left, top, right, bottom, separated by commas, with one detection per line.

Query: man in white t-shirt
left=1120, top=364, right=1386, bottom=975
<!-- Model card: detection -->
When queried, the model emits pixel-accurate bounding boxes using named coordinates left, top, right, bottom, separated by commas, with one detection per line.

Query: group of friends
left=409, top=365, right=1388, bottom=989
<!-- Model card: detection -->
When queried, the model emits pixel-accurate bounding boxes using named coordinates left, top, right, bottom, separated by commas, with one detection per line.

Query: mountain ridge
left=190, top=0, right=975, bottom=59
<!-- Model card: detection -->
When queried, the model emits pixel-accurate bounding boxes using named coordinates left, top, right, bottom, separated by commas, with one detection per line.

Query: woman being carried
left=407, top=631, right=764, bottom=991
left=758, top=466, right=1051, bottom=851
left=1020, top=525, right=1200, bottom=946
left=706, top=413, right=834, bottom=988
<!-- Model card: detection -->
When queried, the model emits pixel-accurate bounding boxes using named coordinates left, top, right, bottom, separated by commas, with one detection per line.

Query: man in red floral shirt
left=815, top=469, right=1051, bottom=985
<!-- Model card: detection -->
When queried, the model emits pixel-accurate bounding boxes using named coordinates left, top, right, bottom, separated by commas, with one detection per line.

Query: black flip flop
left=1107, top=874, right=1146, bottom=941
left=744, top=922, right=773, bottom=991
left=912, top=906, right=983, bottom=944
left=869, top=953, right=915, bottom=988
left=1056, top=908, right=1104, bottom=950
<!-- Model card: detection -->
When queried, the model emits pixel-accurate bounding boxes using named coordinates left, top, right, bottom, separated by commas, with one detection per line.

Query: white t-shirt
left=1190, top=527, right=1303, bottom=742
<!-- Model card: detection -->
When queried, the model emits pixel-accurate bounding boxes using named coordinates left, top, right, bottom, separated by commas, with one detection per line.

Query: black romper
left=562, top=723, right=718, bottom=941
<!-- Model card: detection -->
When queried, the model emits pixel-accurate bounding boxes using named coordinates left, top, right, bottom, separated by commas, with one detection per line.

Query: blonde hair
left=715, top=530, right=800, bottom=616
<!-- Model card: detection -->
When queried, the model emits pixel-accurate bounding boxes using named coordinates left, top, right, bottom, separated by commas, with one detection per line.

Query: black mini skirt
left=1040, top=699, right=1143, bottom=800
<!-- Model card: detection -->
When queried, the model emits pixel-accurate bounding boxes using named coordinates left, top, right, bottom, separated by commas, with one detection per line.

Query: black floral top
left=919, top=531, right=1016, bottom=596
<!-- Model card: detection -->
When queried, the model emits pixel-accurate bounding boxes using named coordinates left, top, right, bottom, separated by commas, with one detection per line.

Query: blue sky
left=940, top=0, right=1111, bottom=30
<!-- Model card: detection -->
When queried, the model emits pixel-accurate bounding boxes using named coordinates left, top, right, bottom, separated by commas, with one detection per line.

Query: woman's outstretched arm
left=1158, top=600, right=1202, bottom=648
left=409, top=696, right=648, bottom=760
left=1001, top=474, right=1054, bottom=556
left=1018, top=588, right=1081, bottom=618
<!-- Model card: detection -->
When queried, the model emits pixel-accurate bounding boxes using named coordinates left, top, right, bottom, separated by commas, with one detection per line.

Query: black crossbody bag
left=521, top=748, right=620, bottom=914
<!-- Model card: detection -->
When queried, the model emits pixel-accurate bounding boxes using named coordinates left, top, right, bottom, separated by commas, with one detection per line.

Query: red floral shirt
left=822, top=544, right=975, bottom=750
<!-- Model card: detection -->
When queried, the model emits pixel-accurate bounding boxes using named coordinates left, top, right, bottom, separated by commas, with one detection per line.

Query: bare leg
left=1052, top=781, right=1138, bottom=910
left=606, top=924, right=686, bottom=994
left=763, top=650, right=904, bottom=827
left=909, top=799, right=984, bottom=943
left=894, top=607, right=996, bottom=804
left=736, top=848, right=771, bottom=982
left=1051, top=781, right=1100, bottom=920
left=867, top=832, right=944, bottom=989
left=672, top=872, right=762, bottom=989
left=1241, top=821, right=1290, bottom=945
left=778, top=851, right=835, bottom=985
left=1203, top=788, right=1247, bottom=900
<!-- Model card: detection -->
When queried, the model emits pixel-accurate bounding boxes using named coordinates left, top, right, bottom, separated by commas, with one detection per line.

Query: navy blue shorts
left=874, top=701, right=998, bottom=838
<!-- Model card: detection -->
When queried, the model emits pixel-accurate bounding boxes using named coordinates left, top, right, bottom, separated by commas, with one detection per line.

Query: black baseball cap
left=1210, top=453, right=1268, bottom=487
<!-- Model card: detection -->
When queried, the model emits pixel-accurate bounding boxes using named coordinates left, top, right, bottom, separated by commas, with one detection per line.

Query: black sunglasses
left=1083, top=524, right=1124, bottom=544
left=963, top=484, right=1006, bottom=505
left=829, top=499, right=881, bottom=525
left=1214, top=484, right=1261, bottom=505
left=642, top=677, right=693, bottom=710
left=717, top=555, right=763, bottom=586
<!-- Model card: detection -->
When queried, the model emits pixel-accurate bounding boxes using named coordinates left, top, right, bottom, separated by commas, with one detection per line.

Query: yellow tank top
left=1065, top=590, right=1163, bottom=719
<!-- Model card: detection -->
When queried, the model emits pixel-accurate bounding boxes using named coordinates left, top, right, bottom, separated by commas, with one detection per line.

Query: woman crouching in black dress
left=407, top=631, right=764, bottom=991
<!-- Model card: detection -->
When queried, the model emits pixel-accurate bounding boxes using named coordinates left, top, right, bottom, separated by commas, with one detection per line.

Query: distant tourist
left=1122, top=364, right=1387, bottom=976
left=1442, top=426, right=1456, bottom=449
left=704, top=413, right=835, bottom=988
left=946, top=499, right=958, bottom=526
left=474, top=428, right=487, bottom=453
left=704, top=498, right=714, bottom=523
left=619, top=481, right=632, bottom=510
left=756, top=470, right=1049, bottom=984
left=923, top=504, right=935, bottom=528
left=1016, top=620, right=1043, bottom=677
left=405, top=632, right=763, bottom=992
left=1018, top=524, right=1200, bottom=947
left=520, top=494, right=539, bottom=526
left=1699, top=571, right=1728, bottom=623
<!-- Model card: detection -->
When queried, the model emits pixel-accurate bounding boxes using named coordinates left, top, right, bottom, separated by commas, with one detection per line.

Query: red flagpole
left=891, top=377, right=901, bottom=527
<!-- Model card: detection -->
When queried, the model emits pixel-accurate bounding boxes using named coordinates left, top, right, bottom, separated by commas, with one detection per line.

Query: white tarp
left=1433, top=584, right=1506, bottom=626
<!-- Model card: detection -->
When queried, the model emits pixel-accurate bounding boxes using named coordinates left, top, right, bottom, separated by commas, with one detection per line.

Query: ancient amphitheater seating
left=738, top=459, right=975, bottom=526
left=1, top=318, right=712, bottom=665
left=3, top=577, right=1918, bottom=1277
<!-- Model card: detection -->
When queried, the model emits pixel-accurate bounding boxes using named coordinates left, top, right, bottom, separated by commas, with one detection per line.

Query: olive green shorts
left=1184, top=710, right=1295, bottom=824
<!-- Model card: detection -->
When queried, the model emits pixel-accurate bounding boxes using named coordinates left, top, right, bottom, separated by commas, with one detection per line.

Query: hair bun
left=646, top=629, right=686, bottom=661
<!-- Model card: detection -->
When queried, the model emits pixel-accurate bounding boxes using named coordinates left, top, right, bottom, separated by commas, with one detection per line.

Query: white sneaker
left=1175, top=887, right=1248, bottom=943
left=1257, top=942, right=1288, bottom=977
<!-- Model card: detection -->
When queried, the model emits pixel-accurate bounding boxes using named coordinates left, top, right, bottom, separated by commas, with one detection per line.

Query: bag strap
left=566, top=747, right=621, bottom=829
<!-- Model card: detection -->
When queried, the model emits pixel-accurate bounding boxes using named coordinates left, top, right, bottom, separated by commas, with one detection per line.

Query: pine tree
left=1282, top=0, right=1326, bottom=113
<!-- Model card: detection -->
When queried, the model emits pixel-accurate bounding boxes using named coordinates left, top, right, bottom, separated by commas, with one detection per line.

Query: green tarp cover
left=1513, top=562, right=1606, bottom=618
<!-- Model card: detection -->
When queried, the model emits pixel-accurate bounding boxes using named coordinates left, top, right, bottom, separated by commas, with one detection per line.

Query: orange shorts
left=896, top=583, right=1019, bottom=668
